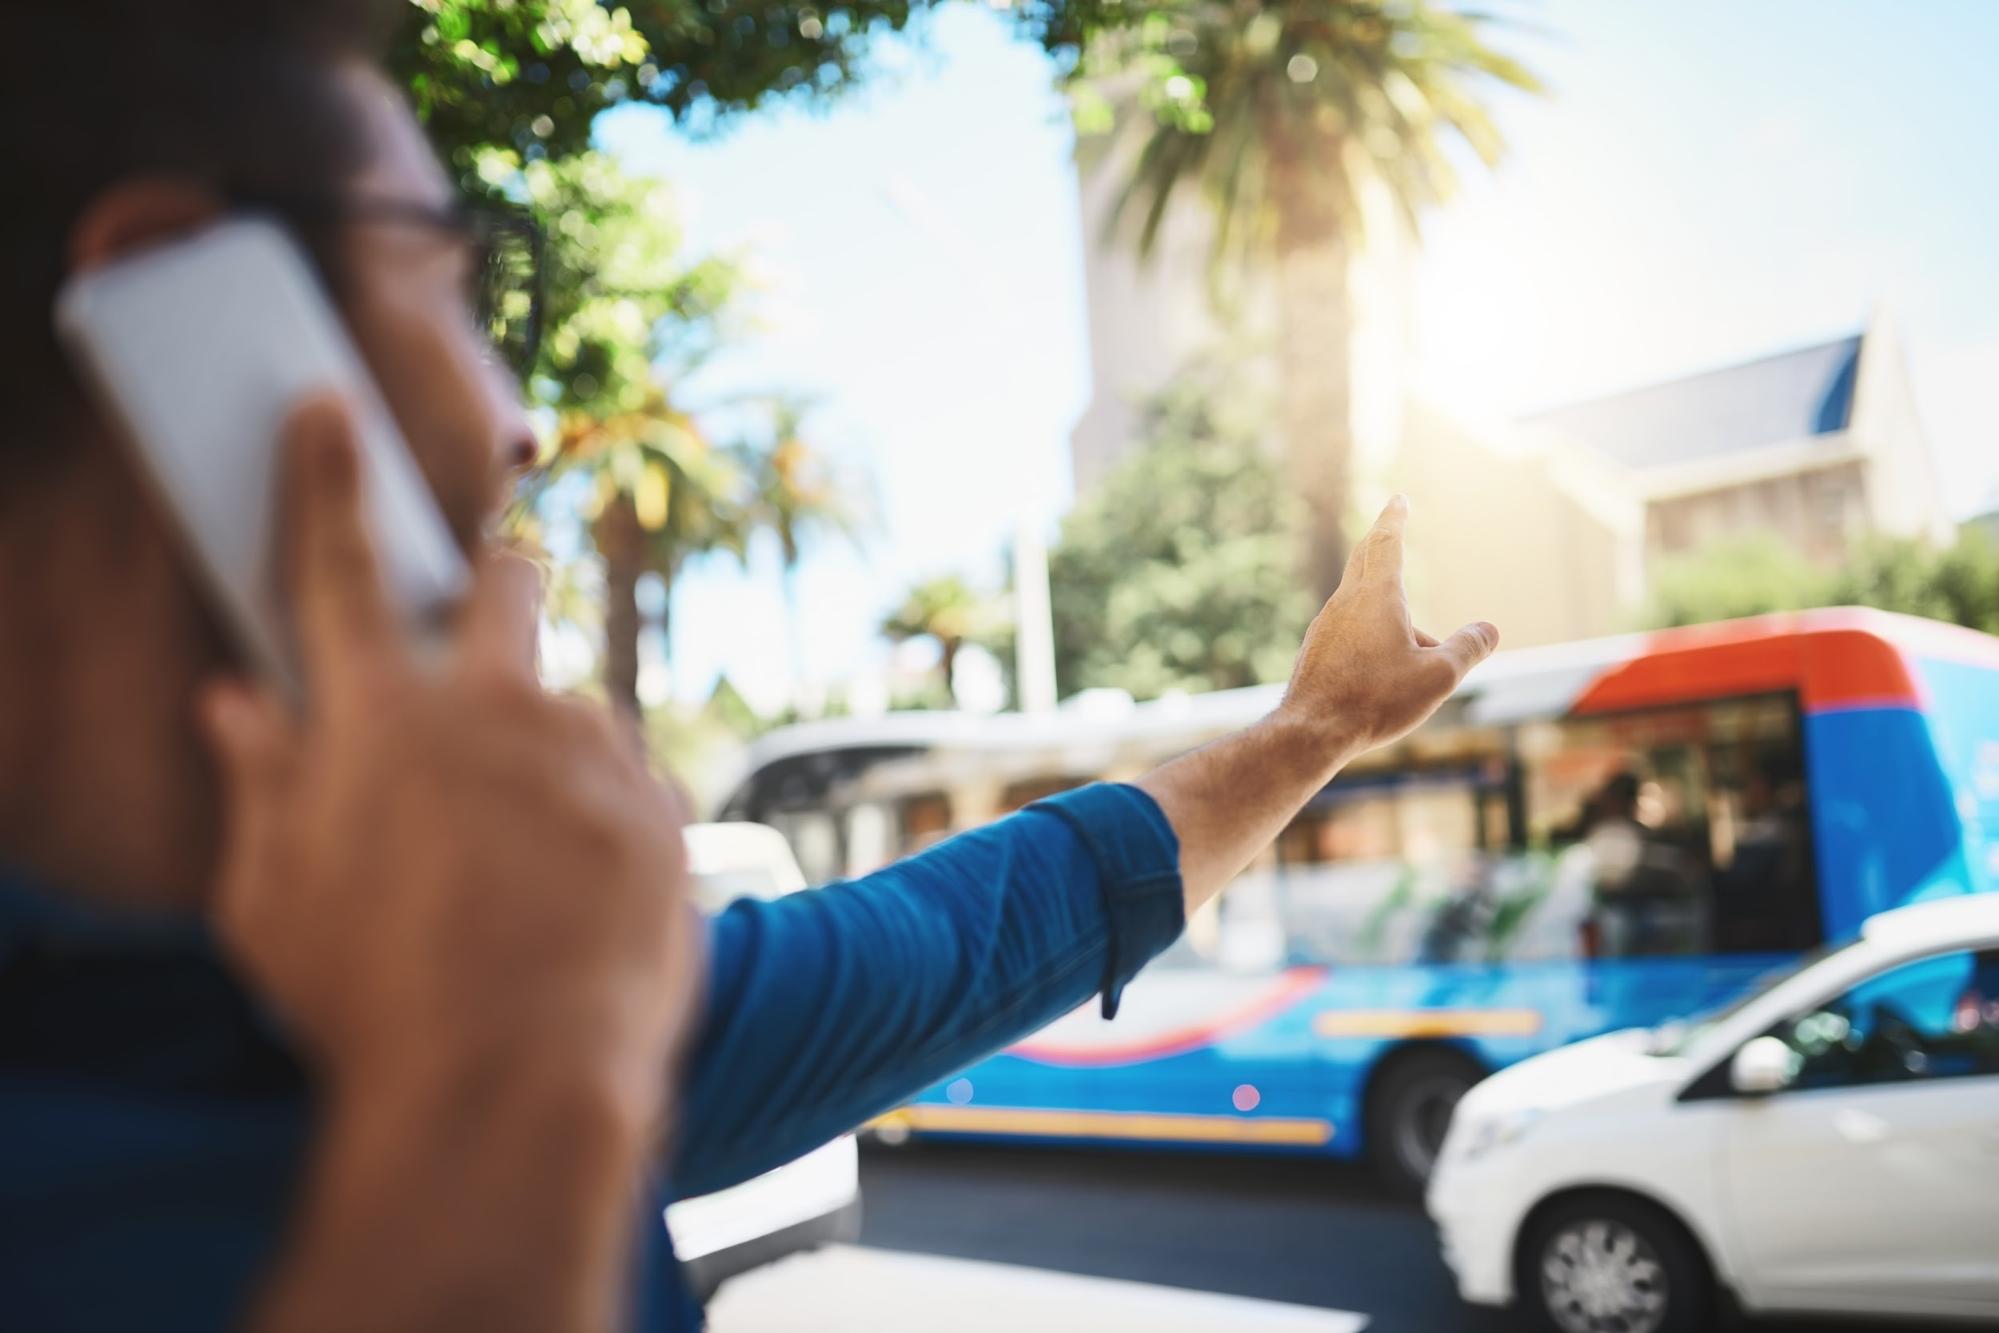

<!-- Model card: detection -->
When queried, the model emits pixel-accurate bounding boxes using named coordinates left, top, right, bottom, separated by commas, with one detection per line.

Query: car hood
left=1460, top=1028, right=1684, bottom=1118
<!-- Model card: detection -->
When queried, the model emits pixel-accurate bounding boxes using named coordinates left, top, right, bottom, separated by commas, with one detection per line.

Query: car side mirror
left=1730, top=1035, right=1802, bottom=1096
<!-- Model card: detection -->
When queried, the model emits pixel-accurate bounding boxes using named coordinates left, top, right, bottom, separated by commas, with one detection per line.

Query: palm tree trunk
left=596, top=493, right=646, bottom=725
left=1271, top=152, right=1356, bottom=604
left=781, top=561, right=807, bottom=716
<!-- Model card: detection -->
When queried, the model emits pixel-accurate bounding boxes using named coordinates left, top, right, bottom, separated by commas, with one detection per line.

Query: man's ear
left=68, top=178, right=227, bottom=274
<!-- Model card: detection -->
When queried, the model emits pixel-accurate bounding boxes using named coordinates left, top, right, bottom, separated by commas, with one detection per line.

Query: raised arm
left=674, top=782, right=1183, bottom=1197
left=1139, top=496, right=1497, bottom=911
left=674, top=497, right=1493, bottom=1199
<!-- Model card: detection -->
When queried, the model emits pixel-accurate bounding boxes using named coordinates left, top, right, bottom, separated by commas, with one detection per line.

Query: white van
left=1428, top=894, right=1999, bottom=1332
left=668, top=823, right=862, bottom=1299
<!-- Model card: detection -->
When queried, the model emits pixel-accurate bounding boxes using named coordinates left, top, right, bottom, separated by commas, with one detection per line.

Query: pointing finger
left=1364, top=494, right=1408, bottom=585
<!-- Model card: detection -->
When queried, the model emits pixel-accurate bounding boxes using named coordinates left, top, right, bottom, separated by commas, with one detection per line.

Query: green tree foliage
left=881, top=574, right=993, bottom=705
left=391, top=0, right=1217, bottom=172
left=508, top=148, right=743, bottom=415
left=396, top=0, right=942, bottom=173
left=1047, top=364, right=1314, bottom=700
left=1647, top=531, right=1999, bottom=635
left=388, top=3, right=875, bottom=719
left=396, top=0, right=1472, bottom=715
left=1645, top=535, right=1831, bottom=628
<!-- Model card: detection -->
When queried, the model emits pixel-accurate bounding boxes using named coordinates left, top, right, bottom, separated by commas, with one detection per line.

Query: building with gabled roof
left=1065, top=144, right=1952, bottom=647
left=1380, top=315, right=1954, bottom=649
left=1522, top=315, right=1954, bottom=569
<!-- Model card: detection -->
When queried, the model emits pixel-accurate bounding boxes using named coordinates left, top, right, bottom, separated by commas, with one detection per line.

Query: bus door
left=1524, top=693, right=1824, bottom=1034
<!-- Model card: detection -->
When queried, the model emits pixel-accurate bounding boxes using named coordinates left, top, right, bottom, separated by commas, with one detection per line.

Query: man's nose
left=503, top=425, right=538, bottom=476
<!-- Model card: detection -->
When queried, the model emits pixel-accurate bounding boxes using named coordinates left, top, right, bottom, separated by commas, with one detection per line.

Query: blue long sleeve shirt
left=0, top=782, right=1184, bottom=1330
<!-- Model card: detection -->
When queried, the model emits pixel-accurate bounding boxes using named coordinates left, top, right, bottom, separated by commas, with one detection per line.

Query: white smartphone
left=55, top=216, right=469, bottom=701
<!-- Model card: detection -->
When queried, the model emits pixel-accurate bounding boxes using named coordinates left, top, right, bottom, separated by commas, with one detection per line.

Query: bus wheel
left=1365, top=1049, right=1483, bottom=1193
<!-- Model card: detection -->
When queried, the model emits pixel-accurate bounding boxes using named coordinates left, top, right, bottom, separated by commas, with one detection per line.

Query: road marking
left=708, top=1245, right=1371, bottom=1331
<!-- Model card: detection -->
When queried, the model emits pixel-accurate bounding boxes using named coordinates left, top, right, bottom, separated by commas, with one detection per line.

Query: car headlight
left=1457, top=1106, right=1545, bottom=1164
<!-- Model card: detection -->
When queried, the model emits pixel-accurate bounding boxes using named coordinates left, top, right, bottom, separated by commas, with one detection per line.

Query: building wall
left=1645, top=460, right=1870, bottom=567
left=1068, top=138, right=1246, bottom=496
left=1846, top=314, right=1957, bottom=544
left=1066, top=145, right=1409, bottom=500
left=1389, top=406, right=1640, bottom=649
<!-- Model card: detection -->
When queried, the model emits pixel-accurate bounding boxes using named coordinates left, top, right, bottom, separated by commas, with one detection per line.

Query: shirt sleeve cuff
left=1027, top=783, right=1185, bottom=1019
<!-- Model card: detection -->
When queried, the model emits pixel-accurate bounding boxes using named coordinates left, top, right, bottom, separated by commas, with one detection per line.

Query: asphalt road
left=848, top=1141, right=1965, bottom=1333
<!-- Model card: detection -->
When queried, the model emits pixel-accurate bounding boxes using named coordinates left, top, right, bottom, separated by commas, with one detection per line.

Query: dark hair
left=1, top=1, right=392, bottom=468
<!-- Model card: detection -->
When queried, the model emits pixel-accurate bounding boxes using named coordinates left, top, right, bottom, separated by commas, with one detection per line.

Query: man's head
left=4, top=0, right=533, bottom=533
left=1, top=1, right=534, bottom=905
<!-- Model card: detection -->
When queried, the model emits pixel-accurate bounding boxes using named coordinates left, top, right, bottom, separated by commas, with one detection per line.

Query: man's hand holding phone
left=198, top=397, right=699, bottom=1333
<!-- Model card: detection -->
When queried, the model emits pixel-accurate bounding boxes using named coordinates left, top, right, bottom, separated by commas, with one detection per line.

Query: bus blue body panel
left=891, top=688, right=1998, bottom=1159
left=895, top=956, right=1790, bottom=1159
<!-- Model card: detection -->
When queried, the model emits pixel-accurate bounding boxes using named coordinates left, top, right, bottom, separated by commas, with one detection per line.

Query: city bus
left=713, top=609, right=1999, bottom=1188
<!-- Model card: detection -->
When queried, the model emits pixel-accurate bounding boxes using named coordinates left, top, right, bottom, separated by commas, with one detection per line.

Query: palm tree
left=881, top=575, right=987, bottom=707
left=556, top=393, right=747, bottom=722
left=731, top=401, right=862, bottom=713
left=1084, top=1, right=1539, bottom=598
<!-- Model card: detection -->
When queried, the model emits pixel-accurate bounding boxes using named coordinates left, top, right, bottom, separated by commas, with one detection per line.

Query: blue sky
left=595, top=0, right=1999, bottom=712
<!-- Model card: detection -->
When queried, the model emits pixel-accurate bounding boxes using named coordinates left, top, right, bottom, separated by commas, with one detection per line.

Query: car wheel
left=1364, top=1049, right=1483, bottom=1192
left=1517, top=1194, right=1715, bottom=1333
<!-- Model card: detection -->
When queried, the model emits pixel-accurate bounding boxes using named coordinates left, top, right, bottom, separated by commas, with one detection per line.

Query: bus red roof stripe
left=1574, top=618, right=1923, bottom=715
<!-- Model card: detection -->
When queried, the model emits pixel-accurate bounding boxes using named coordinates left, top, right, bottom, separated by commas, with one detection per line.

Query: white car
left=1429, top=894, right=1999, bottom=1333
left=667, top=823, right=862, bottom=1299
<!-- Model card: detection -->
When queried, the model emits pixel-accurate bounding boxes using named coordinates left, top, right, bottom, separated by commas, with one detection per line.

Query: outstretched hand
left=1278, top=495, right=1498, bottom=761
left=1139, top=495, right=1496, bottom=911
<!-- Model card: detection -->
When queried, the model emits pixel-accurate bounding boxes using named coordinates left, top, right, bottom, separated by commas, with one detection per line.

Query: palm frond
left=1075, top=0, right=1543, bottom=272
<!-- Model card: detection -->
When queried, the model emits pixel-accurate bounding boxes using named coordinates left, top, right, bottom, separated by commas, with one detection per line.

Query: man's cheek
left=353, top=317, right=493, bottom=547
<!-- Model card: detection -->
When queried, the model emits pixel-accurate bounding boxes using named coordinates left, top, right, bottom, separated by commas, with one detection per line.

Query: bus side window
left=998, top=776, right=1087, bottom=813
left=771, top=810, right=841, bottom=886
left=844, top=802, right=895, bottom=878
left=1529, top=696, right=1820, bottom=960
left=1707, top=745, right=1819, bottom=953
left=1267, top=763, right=1521, bottom=967
left=898, top=792, right=953, bottom=858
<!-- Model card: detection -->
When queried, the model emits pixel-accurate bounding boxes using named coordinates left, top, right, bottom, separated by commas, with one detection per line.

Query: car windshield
left=1644, top=939, right=1854, bottom=1055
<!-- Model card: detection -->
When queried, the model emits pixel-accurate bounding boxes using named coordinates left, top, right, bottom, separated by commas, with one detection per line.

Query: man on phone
left=0, top=2, right=1497, bottom=1330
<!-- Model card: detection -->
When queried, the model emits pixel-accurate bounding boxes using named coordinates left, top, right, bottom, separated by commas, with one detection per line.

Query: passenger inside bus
left=747, top=693, right=1831, bottom=975
left=1213, top=695, right=1828, bottom=971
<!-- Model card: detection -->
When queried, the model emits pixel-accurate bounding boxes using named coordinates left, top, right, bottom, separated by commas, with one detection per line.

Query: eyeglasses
left=231, top=189, right=546, bottom=381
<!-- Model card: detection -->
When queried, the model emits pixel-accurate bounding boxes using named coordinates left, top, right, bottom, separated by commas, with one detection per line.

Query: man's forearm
left=1137, top=710, right=1360, bottom=914
left=1138, top=497, right=1498, bottom=916
left=249, top=1056, right=657, bottom=1333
